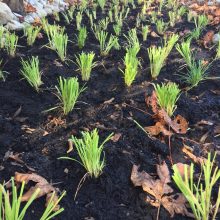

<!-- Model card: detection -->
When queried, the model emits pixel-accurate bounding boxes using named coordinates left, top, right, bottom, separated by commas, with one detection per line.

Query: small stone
left=5, top=20, right=24, bottom=30
left=212, top=33, right=220, bottom=43
left=0, top=2, right=15, bottom=25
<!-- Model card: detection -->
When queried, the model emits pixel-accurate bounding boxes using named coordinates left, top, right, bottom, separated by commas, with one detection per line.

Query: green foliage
left=142, top=25, right=149, bottom=41
left=75, top=52, right=96, bottom=81
left=76, top=11, right=83, bottom=30
left=216, top=40, right=220, bottom=59
left=24, top=25, right=41, bottom=46
left=148, top=34, right=179, bottom=79
left=96, top=30, right=120, bottom=56
left=20, top=56, right=42, bottom=92
left=59, top=129, right=113, bottom=178
left=121, top=46, right=140, bottom=87
left=4, top=32, right=18, bottom=57
left=182, top=60, right=209, bottom=89
left=0, top=26, right=6, bottom=49
left=77, top=26, right=87, bottom=49
left=0, top=178, right=40, bottom=220
left=97, top=0, right=106, bottom=11
left=154, top=82, right=181, bottom=117
left=156, top=19, right=168, bottom=35
left=173, top=153, right=220, bottom=220
left=55, top=77, right=85, bottom=115
left=176, top=39, right=192, bottom=67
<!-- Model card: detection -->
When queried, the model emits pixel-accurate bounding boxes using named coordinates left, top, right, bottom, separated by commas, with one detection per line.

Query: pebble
left=212, top=33, right=220, bottom=43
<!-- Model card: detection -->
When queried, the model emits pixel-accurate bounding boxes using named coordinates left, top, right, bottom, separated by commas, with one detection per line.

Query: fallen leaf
left=203, top=30, right=214, bottom=48
left=172, top=163, right=190, bottom=178
left=110, top=133, right=122, bottom=142
left=67, top=139, right=73, bottom=153
left=131, top=164, right=193, bottom=218
left=182, top=145, right=206, bottom=164
left=24, top=4, right=37, bottom=13
left=14, top=172, right=60, bottom=210
left=150, top=31, right=160, bottom=38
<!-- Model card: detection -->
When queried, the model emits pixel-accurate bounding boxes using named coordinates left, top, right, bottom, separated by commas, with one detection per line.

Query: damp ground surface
left=0, top=4, right=220, bottom=220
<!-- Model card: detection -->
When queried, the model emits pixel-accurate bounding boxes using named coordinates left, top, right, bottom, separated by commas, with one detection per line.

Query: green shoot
left=0, top=26, right=6, bottom=49
left=24, top=25, right=41, bottom=46
left=4, top=32, right=18, bottom=57
left=176, top=39, right=192, bottom=67
left=216, top=40, right=220, bottom=59
left=77, top=26, right=87, bottom=49
left=55, top=77, right=85, bottom=115
left=75, top=52, right=96, bottom=81
left=156, top=19, right=168, bottom=35
left=0, top=60, right=8, bottom=82
left=20, top=56, right=42, bottom=92
left=96, top=30, right=120, bottom=56
left=97, top=0, right=106, bottom=12
left=120, top=46, right=140, bottom=87
left=76, top=11, right=83, bottom=30
left=142, top=25, right=149, bottom=41
left=173, top=153, right=220, bottom=220
left=154, top=82, right=181, bottom=117
left=59, top=129, right=113, bottom=178
left=113, top=23, right=122, bottom=36
left=0, top=178, right=40, bottom=220
left=182, top=60, right=209, bottom=89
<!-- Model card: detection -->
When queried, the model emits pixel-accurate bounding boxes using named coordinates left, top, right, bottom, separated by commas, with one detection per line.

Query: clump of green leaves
left=77, top=26, right=87, bottom=49
left=75, top=52, right=96, bottom=81
left=4, top=32, right=18, bottom=57
left=59, top=129, right=113, bottom=178
left=24, top=25, right=41, bottom=46
left=156, top=19, right=168, bottom=35
left=154, top=82, right=181, bottom=117
left=54, top=77, right=85, bottom=115
left=0, top=178, right=65, bottom=220
left=120, top=46, right=140, bottom=87
left=191, top=15, right=209, bottom=40
left=216, top=40, right=220, bottom=59
left=176, top=39, right=192, bottom=67
left=142, top=25, right=149, bottom=41
left=96, top=30, right=120, bottom=56
left=173, top=153, right=220, bottom=220
left=0, top=26, right=6, bottom=49
left=20, top=56, right=42, bottom=92
left=148, top=34, right=179, bottom=79
left=183, top=60, right=209, bottom=89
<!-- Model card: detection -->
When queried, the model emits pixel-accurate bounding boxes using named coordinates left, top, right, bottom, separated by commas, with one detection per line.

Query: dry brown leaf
left=110, top=133, right=122, bottom=142
left=14, top=172, right=60, bottom=210
left=203, top=30, right=215, bottom=48
left=150, top=31, right=160, bottom=38
left=182, top=145, right=206, bottom=164
left=67, top=139, right=73, bottom=153
left=145, top=122, right=173, bottom=136
left=131, top=165, right=193, bottom=218
left=156, top=161, right=171, bottom=184
left=24, top=4, right=37, bottom=13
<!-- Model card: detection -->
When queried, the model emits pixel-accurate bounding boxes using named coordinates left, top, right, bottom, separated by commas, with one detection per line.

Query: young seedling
left=176, top=39, right=192, bottom=67
left=0, top=26, right=6, bottom=49
left=75, top=52, right=96, bottom=81
left=20, top=56, right=42, bottom=92
left=0, top=60, right=8, bottom=82
left=77, top=26, right=87, bottom=49
left=120, top=46, right=140, bottom=87
left=97, top=0, right=106, bottom=12
left=59, top=129, right=113, bottom=178
left=191, top=15, right=209, bottom=40
left=173, top=153, right=220, bottom=220
left=24, top=25, right=41, bottom=46
left=113, top=23, right=122, bottom=36
left=4, top=32, right=18, bottom=57
left=142, top=25, right=149, bottom=41
left=216, top=40, right=220, bottom=59
left=76, top=11, right=83, bottom=30
left=125, top=28, right=140, bottom=49
left=98, top=17, right=109, bottom=30
left=156, top=19, right=168, bottom=35
left=96, top=30, right=120, bottom=56
left=54, top=77, right=85, bottom=115
left=182, top=60, right=209, bottom=89
left=154, top=82, right=181, bottom=117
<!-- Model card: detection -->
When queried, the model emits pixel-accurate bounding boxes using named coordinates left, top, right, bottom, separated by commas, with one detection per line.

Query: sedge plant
left=173, top=153, right=220, bottom=220
left=54, top=76, right=85, bottom=115
left=24, top=25, right=41, bottom=46
left=120, top=46, right=140, bottom=87
left=77, top=26, right=87, bottom=49
left=75, top=52, right=96, bottom=81
left=142, top=25, right=149, bottom=41
left=20, top=56, right=42, bottom=92
left=182, top=60, right=209, bottom=89
left=176, top=39, right=192, bottom=67
left=216, top=40, right=220, bottom=59
left=4, top=32, right=18, bottom=57
left=59, top=129, right=113, bottom=178
left=0, top=26, right=6, bottom=49
left=154, top=82, right=181, bottom=117
left=0, top=178, right=65, bottom=220
left=96, top=30, right=120, bottom=56
left=156, top=19, right=168, bottom=35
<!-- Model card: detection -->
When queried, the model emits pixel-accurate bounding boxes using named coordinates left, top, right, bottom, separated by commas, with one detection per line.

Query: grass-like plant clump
left=154, top=82, right=181, bottom=117
left=59, top=129, right=113, bottom=178
left=20, top=56, right=42, bottom=92
left=121, top=46, right=140, bottom=87
left=77, top=26, right=87, bottom=49
left=5, top=32, right=18, bottom=57
left=54, top=77, right=85, bottom=115
left=24, top=25, right=41, bottom=46
left=173, top=153, right=220, bottom=220
left=75, top=52, right=96, bottom=81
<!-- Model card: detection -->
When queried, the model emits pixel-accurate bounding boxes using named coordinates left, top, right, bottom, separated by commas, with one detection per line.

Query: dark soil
left=0, top=2, right=220, bottom=220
